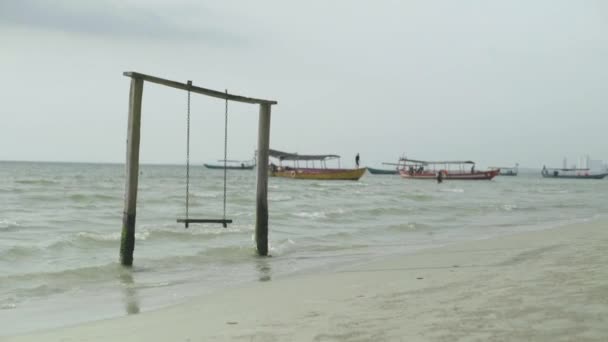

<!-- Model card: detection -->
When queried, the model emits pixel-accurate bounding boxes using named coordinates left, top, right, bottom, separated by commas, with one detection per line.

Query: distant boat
left=398, top=158, right=499, bottom=180
left=204, top=159, right=255, bottom=170
left=269, top=149, right=366, bottom=181
left=490, top=164, right=519, bottom=176
left=541, top=167, right=608, bottom=179
left=367, top=167, right=398, bottom=175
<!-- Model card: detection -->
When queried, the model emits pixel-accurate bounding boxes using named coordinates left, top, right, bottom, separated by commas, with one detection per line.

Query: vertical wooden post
left=255, top=103, right=271, bottom=255
left=120, top=77, right=144, bottom=266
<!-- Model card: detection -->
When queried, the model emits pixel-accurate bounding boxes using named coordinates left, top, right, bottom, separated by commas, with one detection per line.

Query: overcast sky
left=1, top=0, right=606, bottom=168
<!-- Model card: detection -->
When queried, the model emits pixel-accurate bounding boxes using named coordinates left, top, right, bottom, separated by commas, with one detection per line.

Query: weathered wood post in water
left=255, top=103, right=271, bottom=255
left=120, top=77, right=144, bottom=266
left=119, top=71, right=276, bottom=265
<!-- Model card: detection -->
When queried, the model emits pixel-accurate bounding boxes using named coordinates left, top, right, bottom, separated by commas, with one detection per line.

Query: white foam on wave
left=440, top=188, right=464, bottom=193
left=76, top=230, right=150, bottom=242
left=268, top=238, right=296, bottom=256
left=502, top=204, right=518, bottom=211
left=0, top=219, right=20, bottom=229
left=293, top=211, right=327, bottom=219
left=292, top=207, right=346, bottom=219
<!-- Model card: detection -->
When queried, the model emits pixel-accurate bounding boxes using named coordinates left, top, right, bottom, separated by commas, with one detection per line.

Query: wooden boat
left=490, top=164, right=518, bottom=176
left=367, top=167, right=398, bottom=175
left=541, top=167, right=608, bottom=179
left=398, top=158, right=499, bottom=180
left=204, top=159, right=255, bottom=170
left=269, top=149, right=366, bottom=181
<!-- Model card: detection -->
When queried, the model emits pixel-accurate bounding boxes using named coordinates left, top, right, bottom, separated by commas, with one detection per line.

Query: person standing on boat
left=355, top=153, right=360, bottom=168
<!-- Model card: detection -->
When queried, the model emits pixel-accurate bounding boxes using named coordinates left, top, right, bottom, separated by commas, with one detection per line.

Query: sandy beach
left=3, top=219, right=607, bottom=342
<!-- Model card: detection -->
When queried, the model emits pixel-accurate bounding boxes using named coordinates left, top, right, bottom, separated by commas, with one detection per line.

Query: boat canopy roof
left=269, top=149, right=340, bottom=161
left=399, top=158, right=475, bottom=165
left=217, top=159, right=250, bottom=163
left=544, top=167, right=590, bottom=171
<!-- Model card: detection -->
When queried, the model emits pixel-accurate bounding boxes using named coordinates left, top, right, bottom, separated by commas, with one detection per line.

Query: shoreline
left=4, top=219, right=608, bottom=341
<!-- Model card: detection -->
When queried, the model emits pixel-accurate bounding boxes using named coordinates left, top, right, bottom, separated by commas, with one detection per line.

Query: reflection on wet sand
left=119, top=269, right=140, bottom=315
left=256, top=257, right=272, bottom=282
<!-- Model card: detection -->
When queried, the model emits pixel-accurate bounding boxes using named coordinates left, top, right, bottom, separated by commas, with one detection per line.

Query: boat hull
left=399, top=170, right=499, bottom=180
left=541, top=173, right=608, bottom=179
left=204, top=164, right=254, bottom=170
left=271, top=168, right=366, bottom=180
left=367, top=167, right=398, bottom=175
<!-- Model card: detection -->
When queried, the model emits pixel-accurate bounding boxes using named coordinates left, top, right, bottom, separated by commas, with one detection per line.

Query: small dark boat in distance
left=541, top=166, right=608, bottom=179
left=204, top=159, right=255, bottom=170
left=490, top=164, right=519, bottom=176
left=367, top=166, right=398, bottom=175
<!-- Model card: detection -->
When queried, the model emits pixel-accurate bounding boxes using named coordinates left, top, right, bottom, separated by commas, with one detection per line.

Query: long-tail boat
left=398, top=158, right=499, bottom=180
left=490, top=164, right=519, bottom=176
left=269, top=149, right=366, bottom=180
left=541, top=166, right=608, bottom=179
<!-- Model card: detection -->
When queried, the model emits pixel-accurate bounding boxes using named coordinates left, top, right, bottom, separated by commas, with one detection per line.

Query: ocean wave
left=268, top=238, right=296, bottom=256
left=269, top=194, right=293, bottom=202
left=306, top=242, right=369, bottom=253
left=127, top=243, right=264, bottom=270
left=0, top=302, right=17, bottom=310
left=141, top=224, right=253, bottom=241
left=0, top=262, right=124, bottom=289
left=439, top=188, right=465, bottom=193
left=8, top=284, right=66, bottom=300
left=292, top=208, right=346, bottom=220
left=68, top=193, right=120, bottom=202
left=77, top=230, right=150, bottom=242
left=74, top=225, right=252, bottom=244
left=14, top=179, right=59, bottom=186
left=189, top=192, right=220, bottom=199
left=386, top=222, right=433, bottom=232
left=293, top=211, right=327, bottom=219
left=535, top=187, right=569, bottom=194
left=502, top=204, right=517, bottom=211
left=0, top=245, right=40, bottom=259
left=0, top=225, right=255, bottom=260
left=358, top=206, right=410, bottom=216
left=400, top=193, right=434, bottom=201
left=0, top=219, right=20, bottom=230
left=0, top=187, right=26, bottom=194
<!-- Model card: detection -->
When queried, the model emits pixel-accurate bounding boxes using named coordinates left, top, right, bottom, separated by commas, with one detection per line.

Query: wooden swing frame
left=119, top=71, right=277, bottom=266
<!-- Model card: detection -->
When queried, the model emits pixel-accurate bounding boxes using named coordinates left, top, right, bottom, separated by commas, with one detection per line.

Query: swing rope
left=185, top=81, right=192, bottom=228
left=222, top=90, right=228, bottom=227
left=177, top=81, right=232, bottom=228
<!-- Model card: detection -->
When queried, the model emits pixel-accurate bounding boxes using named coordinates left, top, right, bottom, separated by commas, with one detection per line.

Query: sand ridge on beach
left=3, top=219, right=607, bottom=341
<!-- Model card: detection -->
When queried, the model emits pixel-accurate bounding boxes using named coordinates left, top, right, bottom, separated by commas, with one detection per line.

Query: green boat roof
left=399, top=158, right=475, bottom=165
left=269, top=149, right=340, bottom=161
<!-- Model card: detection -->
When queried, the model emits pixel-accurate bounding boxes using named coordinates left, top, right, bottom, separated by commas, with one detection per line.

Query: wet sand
left=4, top=219, right=608, bottom=341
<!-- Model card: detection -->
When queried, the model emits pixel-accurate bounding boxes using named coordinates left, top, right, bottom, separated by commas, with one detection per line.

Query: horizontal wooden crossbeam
left=124, top=72, right=278, bottom=105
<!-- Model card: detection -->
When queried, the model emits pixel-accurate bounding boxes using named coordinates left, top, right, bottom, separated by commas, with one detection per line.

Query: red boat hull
left=399, top=170, right=499, bottom=180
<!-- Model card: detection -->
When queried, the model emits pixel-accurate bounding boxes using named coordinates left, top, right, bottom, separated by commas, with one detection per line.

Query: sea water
left=1, top=161, right=607, bottom=335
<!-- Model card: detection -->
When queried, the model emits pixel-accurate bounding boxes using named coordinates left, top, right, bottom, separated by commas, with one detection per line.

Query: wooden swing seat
left=177, top=218, right=232, bottom=228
